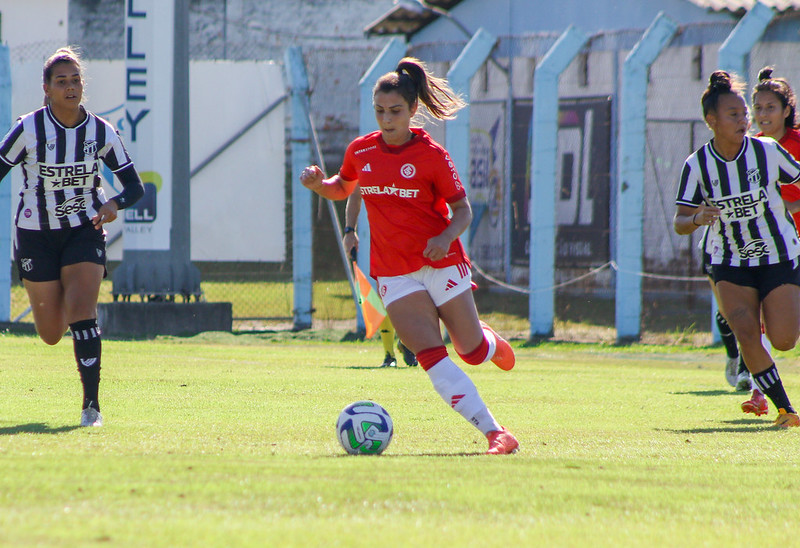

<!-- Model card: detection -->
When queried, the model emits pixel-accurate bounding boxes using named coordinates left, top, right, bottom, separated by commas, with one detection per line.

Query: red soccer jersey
left=758, top=128, right=800, bottom=229
left=339, top=128, right=468, bottom=278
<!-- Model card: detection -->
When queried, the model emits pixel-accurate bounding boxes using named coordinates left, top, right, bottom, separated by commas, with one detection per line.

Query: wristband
left=692, top=214, right=700, bottom=226
left=343, top=226, right=356, bottom=234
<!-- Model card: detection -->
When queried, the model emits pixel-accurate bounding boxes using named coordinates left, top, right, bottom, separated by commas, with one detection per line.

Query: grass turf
left=0, top=332, right=798, bottom=547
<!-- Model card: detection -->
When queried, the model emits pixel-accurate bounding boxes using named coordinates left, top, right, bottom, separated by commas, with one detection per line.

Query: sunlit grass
left=0, top=334, right=798, bottom=547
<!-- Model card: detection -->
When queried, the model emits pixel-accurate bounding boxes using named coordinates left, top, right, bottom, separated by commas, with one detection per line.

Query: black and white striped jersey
left=0, top=105, right=133, bottom=231
left=676, top=135, right=800, bottom=267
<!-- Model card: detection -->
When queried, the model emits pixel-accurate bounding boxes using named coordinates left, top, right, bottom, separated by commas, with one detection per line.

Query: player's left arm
left=423, top=197, right=472, bottom=262
left=92, top=165, right=144, bottom=229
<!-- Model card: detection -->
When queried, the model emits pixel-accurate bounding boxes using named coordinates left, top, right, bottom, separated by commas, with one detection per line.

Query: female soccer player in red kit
left=301, top=57, right=519, bottom=454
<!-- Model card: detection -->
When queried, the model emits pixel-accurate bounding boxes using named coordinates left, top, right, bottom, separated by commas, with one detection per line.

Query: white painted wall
left=4, top=59, right=286, bottom=262
left=0, top=0, right=67, bottom=48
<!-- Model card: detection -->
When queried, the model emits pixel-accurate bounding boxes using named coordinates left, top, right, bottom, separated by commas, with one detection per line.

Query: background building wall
left=68, top=0, right=395, bottom=172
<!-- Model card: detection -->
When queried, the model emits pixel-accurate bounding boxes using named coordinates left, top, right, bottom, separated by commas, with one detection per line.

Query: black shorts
left=14, top=224, right=107, bottom=282
left=701, top=249, right=713, bottom=278
left=712, top=258, right=800, bottom=301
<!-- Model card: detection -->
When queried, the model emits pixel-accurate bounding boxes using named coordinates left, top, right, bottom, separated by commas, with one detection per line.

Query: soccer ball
left=336, top=400, right=393, bottom=455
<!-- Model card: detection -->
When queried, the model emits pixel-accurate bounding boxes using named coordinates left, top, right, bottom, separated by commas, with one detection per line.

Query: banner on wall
left=123, top=0, right=174, bottom=250
left=511, top=97, right=612, bottom=268
left=467, top=103, right=506, bottom=271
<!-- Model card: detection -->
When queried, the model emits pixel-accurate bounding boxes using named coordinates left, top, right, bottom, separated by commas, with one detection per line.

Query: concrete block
left=98, top=302, right=232, bottom=338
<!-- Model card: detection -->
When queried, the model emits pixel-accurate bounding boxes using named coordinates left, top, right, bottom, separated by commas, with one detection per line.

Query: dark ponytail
left=374, top=57, right=465, bottom=121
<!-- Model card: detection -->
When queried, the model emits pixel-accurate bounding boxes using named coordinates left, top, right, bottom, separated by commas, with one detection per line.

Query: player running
left=674, top=70, right=800, bottom=428
left=301, top=57, right=519, bottom=453
left=737, top=66, right=800, bottom=417
left=0, top=47, right=144, bottom=427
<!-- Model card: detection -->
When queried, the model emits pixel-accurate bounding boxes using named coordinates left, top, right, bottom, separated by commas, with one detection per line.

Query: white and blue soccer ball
left=336, top=400, right=393, bottom=455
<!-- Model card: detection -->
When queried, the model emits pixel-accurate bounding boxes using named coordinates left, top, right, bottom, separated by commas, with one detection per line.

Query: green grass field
left=1, top=332, right=798, bottom=547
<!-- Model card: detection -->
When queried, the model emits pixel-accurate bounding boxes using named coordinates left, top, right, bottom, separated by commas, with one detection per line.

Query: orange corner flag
left=352, top=262, right=387, bottom=339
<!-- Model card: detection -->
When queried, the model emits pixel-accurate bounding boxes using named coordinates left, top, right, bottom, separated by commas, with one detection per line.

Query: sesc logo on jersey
left=54, top=195, right=88, bottom=218
left=40, top=160, right=99, bottom=191
left=739, top=239, right=770, bottom=260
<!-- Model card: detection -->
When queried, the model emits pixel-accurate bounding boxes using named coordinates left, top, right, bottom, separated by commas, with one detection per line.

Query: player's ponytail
left=374, top=57, right=465, bottom=122
left=753, top=65, right=798, bottom=130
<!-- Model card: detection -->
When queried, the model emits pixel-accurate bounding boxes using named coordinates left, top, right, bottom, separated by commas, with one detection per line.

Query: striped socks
left=71, top=319, right=102, bottom=412
left=753, top=364, right=794, bottom=414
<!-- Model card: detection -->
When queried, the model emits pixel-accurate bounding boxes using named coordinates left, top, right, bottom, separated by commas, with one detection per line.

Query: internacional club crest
left=400, top=163, right=416, bottom=178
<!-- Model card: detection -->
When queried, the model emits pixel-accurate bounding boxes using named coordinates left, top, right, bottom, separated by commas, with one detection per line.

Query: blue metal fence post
left=446, top=28, right=497, bottom=252
left=615, top=12, right=678, bottom=343
left=718, top=1, right=774, bottom=81
left=0, top=45, right=10, bottom=322
left=285, top=46, right=314, bottom=330
left=528, top=26, right=588, bottom=339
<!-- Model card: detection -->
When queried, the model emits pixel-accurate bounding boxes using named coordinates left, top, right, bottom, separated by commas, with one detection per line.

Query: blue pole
left=718, top=1, right=774, bottom=82
left=285, top=46, right=313, bottom=330
left=615, top=12, right=677, bottom=343
left=529, top=26, right=588, bottom=338
left=0, top=45, right=10, bottom=322
left=446, top=28, right=497, bottom=252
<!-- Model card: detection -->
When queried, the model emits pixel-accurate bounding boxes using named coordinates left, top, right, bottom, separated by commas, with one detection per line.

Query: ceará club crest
left=746, top=168, right=761, bottom=186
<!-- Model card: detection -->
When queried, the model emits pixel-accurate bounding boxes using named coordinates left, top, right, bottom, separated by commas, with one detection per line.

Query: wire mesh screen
left=467, top=99, right=508, bottom=278
left=643, top=119, right=712, bottom=276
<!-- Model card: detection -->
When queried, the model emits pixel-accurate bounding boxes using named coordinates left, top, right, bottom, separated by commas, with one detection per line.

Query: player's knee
left=38, top=332, right=63, bottom=345
left=770, top=334, right=798, bottom=352
left=36, top=324, right=66, bottom=345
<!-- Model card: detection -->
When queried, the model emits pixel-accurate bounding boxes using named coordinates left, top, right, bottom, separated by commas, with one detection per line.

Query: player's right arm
left=674, top=202, right=720, bottom=235
left=299, top=165, right=357, bottom=200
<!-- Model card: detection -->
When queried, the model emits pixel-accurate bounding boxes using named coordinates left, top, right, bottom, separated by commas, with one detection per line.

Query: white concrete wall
left=5, top=59, right=286, bottom=262
left=0, top=0, right=67, bottom=50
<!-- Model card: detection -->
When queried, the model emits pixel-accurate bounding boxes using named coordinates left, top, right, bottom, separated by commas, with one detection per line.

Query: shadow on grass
left=672, top=390, right=734, bottom=397
left=658, top=419, right=774, bottom=434
left=0, top=423, right=82, bottom=435
left=323, top=365, right=418, bottom=370
left=329, top=452, right=485, bottom=458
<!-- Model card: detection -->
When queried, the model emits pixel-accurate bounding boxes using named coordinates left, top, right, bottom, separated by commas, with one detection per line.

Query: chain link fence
left=9, top=14, right=800, bottom=335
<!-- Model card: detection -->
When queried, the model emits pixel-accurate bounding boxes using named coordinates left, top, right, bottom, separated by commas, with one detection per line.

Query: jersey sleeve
left=339, top=141, right=359, bottom=182
left=675, top=160, right=704, bottom=207
left=775, top=142, right=800, bottom=185
left=432, top=150, right=466, bottom=203
left=97, top=121, right=133, bottom=172
left=0, top=119, right=27, bottom=167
